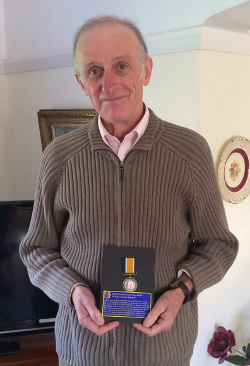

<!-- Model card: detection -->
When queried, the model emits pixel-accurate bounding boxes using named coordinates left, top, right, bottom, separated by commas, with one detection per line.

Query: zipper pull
left=119, top=163, right=124, bottom=182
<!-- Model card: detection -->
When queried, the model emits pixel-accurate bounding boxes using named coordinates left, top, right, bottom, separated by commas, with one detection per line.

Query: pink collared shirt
left=98, top=107, right=150, bottom=162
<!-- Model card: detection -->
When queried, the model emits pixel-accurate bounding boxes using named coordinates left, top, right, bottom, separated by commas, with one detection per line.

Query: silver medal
left=122, top=277, right=138, bottom=292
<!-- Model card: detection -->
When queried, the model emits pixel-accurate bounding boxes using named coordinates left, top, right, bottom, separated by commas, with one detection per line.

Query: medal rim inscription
left=122, top=277, right=138, bottom=292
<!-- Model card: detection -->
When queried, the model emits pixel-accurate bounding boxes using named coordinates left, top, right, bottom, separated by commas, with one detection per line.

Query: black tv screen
left=0, top=201, right=58, bottom=336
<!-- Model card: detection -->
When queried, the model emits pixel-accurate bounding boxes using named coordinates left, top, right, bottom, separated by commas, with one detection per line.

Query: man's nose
left=101, top=70, right=118, bottom=93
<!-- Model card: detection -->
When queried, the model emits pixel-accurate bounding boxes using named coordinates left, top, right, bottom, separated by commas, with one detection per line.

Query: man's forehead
left=77, top=23, right=139, bottom=50
left=82, top=53, right=135, bottom=67
left=75, top=22, right=144, bottom=73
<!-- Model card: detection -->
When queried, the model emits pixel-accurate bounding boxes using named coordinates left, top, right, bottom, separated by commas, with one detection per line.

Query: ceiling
left=0, top=0, right=249, bottom=74
left=204, top=1, right=250, bottom=33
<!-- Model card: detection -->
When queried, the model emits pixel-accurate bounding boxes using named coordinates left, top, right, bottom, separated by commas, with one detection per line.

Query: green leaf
left=225, top=355, right=249, bottom=365
left=246, top=344, right=250, bottom=359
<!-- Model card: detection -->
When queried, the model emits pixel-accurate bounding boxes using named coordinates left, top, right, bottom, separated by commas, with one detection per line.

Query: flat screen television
left=0, top=201, right=58, bottom=355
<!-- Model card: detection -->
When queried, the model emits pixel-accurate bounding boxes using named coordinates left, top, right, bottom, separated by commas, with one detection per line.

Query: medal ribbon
left=123, top=257, right=136, bottom=274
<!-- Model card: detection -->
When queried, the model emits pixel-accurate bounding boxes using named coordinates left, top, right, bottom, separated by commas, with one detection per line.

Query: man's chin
left=101, top=116, right=126, bottom=126
left=100, top=109, right=128, bottom=125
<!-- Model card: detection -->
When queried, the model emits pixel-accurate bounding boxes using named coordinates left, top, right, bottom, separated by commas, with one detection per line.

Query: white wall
left=144, top=51, right=199, bottom=131
left=145, top=50, right=250, bottom=365
left=0, top=1, right=10, bottom=199
left=192, top=51, right=250, bottom=366
left=2, top=49, right=250, bottom=365
left=0, top=0, right=5, bottom=61
left=198, top=51, right=250, bottom=159
left=0, top=73, right=11, bottom=199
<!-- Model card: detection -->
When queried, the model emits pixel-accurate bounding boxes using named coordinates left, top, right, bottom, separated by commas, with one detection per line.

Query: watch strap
left=170, top=280, right=190, bottom=304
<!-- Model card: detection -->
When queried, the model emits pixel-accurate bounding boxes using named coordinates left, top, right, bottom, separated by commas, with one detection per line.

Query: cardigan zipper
left=118, top=160, right=124, bottom=247
left=119, top=161, right=124, bottom=182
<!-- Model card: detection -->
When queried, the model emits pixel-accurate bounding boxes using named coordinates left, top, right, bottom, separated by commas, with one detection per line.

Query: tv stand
left=0, top=340, right=20, bottom=356
left=0, top=331, right=58, bottom=366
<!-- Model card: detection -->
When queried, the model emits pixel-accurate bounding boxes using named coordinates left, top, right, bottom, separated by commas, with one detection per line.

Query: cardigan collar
left=88, top=108, right=163, bottom=156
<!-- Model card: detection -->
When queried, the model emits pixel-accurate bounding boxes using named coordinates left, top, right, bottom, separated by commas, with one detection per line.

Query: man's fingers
left=142, top=295, right=170, bottom=328
left=133, top=322, right=163, bottom=337
left=133, top=313, right=173, bottom=337
left=85, top=303, right=105, bottom=326
left=72, top=285, right=119, bottom=335
left=142, top=305, right=162, bottom=328
left=86, top=318, right=119, bottom=336
left=96, top=321, right=119, bottom=336
left=133, top=290, right=185, bottom=337
left=73, top=286, right=104, bottom=326
left=76, top=302, right=119, bottom=335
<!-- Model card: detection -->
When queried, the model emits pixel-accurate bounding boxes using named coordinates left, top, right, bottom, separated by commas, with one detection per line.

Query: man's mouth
left=100, top=95, right=126, bottom=103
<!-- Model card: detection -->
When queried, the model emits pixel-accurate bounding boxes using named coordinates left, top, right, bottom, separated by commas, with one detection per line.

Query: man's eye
left=119, top=64, right=126, bottom=70
left=90, top=68, right=99, bottom=75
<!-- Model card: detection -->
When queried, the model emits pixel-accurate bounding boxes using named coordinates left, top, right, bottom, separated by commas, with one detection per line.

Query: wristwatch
left=170, top=279, right=190, bottom=304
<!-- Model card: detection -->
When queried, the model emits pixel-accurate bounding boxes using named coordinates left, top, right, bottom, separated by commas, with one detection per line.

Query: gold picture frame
left=38, top=109, right=97, bottom=151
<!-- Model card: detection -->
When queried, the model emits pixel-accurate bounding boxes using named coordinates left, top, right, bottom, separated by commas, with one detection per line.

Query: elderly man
left=20, top=16, right=238, bottom=366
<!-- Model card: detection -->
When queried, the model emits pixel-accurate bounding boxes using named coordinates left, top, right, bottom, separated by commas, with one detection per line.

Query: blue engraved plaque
left=102, top=291, right=152, bottom=319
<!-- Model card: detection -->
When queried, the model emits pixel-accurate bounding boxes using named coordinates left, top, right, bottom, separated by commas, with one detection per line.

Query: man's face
left=75, top=23, right=152, bottom=129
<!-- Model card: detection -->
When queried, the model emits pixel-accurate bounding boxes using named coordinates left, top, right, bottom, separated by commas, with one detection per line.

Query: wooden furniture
left=0, top=331, right=58, bottom=366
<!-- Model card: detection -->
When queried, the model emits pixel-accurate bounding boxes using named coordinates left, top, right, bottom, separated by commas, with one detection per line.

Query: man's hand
left=133, top=288, right=185, bottom=337
left=133, top=273, right=193, bottom=337
left=72, top=285, right=119, bottom=336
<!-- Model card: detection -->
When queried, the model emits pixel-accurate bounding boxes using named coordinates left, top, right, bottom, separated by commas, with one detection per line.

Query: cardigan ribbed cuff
left=69, top=283, right=89, bottom=307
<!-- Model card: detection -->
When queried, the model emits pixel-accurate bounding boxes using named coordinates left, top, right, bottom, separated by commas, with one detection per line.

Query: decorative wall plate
left=218, top=136, right=250, bottom=204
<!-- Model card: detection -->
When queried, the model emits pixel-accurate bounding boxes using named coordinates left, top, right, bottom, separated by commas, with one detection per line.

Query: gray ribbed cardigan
left=20, top=109, right=238, bottom=366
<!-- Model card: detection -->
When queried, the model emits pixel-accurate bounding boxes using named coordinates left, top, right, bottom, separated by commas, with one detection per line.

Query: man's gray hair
left=73, top=15, right=148, bottom=75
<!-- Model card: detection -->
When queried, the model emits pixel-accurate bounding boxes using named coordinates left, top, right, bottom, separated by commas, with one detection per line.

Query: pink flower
left=207, top=326, right=236, bottom=364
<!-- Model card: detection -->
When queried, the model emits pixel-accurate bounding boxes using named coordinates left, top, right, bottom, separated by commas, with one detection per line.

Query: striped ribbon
left=123, top=257, right=136, bottom=274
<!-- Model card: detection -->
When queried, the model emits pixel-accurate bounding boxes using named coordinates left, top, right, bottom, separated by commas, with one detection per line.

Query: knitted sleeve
left=176, top=137, right=238, bottom=297
left=19, top=140, right=86, bottom=307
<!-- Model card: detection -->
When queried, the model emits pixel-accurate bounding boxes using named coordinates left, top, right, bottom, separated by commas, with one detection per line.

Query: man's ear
left=75, top=73, right=89, bottom=96
left=143, top=57, right=153, bottom=87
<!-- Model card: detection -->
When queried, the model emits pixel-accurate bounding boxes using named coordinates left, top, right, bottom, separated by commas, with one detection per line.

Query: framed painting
left=38, top=109, right=97, bottom=151
left=218, top=136, right=250, bottom=203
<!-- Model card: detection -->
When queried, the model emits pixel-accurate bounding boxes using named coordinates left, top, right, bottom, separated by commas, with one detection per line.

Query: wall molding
left=201, top=26, right=250, bottom=56
left=0, top=52, right=73, bottom=74
left=0, top=26, right=249, bottom=74
left=146, top=26, right=202, bottom=55
left=0, top=26, right=202, bottom=74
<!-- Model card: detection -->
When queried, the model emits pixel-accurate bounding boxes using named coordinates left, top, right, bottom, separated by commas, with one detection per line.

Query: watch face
left=122, top=277, right=138, bottom=292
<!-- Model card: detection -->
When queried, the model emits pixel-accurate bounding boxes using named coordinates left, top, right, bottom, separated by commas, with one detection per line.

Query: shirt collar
left=98, top=105, right=149, bottom=144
